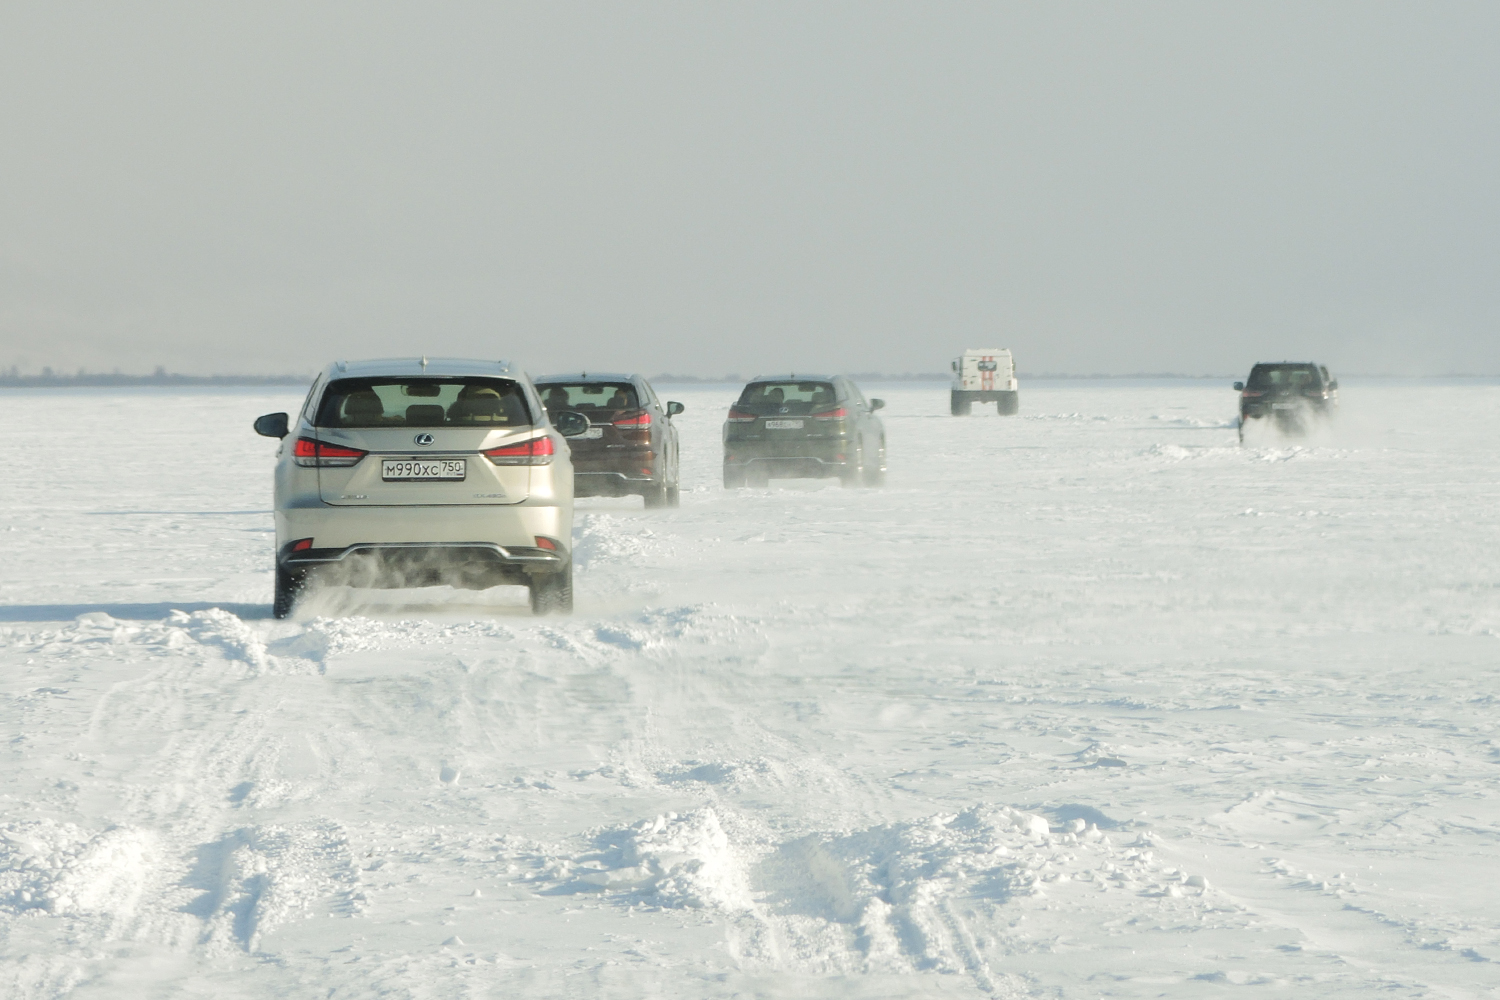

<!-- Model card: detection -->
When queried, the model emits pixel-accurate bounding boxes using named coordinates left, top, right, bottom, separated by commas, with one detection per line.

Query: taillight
left=727, top=409, right=756, bottom=423
left=534, top=536, right=556, bottom=551
left=1240, top=390, right=1263, bottom=398
left=813, top=407, right=848, bottom=421
left=484, top=435, right=555, bottom=465
left=293, top=437, right=368, bottom=467
left=614, top=411, right=651, bottom=427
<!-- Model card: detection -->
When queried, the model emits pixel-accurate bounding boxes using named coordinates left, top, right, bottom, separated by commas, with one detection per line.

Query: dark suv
left=535, top=373, right=684, bottom=507
left=1234, top=362, right=1338, bottom=442
left=723, top=375, right=886, bottom=488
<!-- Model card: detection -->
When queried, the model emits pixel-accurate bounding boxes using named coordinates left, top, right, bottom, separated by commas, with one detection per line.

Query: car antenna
left=420, top=355, right=428, bottom=370
left=497, top=359, right=511, bottom=372
left=336, top=359, right=347, bottom=372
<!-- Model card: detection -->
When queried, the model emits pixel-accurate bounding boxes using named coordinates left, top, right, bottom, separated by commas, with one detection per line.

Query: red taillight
left=813, top=407, right=848, bottom=420
left=293, top=437, right=367, bottom=467
left=534, top=536, right=556, bottom=551
left=484, top=435, right=555, bottom=465
left=1240, top=390, right=1263, bottom=398
left=727, top=409, right=756, bottom=423
left=614, top=411, right=651, bottom=427
left=291, top=538, right=314, bottom=552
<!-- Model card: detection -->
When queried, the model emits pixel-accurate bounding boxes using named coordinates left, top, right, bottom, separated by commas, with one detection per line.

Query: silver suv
left=253, top=358, right=586, bottom=618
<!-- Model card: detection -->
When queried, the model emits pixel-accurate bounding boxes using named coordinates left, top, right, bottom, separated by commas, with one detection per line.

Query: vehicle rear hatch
left=308, top=376, right=538, bottom=506
left=728, top=380, right=844, bottom=453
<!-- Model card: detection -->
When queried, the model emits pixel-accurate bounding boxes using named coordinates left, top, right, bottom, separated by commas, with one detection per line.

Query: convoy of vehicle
left=951, top=348, right=1019, bottom=415
left=254, top=352, right=1335, bottom=615
left=534, top=373, right=684, bottom=507
left=722, top=375, right=886, bottom=488
left=1233, top=362, right=1338, bottom=443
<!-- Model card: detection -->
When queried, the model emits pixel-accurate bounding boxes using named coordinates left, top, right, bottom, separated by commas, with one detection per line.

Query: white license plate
left=1272, top=403, right=1297, bottom=410
left=580, top=427, right=604, bottom=439
left=764, top=419, right=804, bottom=429
left=381, top=458, right=466, bottom=481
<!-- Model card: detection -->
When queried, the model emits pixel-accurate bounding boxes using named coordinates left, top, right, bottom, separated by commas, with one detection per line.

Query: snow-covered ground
left=2, top=379, right=1498, bottom=998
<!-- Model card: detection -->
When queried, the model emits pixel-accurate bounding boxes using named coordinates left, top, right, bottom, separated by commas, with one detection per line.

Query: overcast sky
left=2, top=3, right=1497, bottom=377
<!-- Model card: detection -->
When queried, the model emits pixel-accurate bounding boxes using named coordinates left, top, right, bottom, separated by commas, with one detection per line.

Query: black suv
left=723, top=375, right=886, bottom=488
left=1234, top=362, right=1338, bottom=442
left=535, top=373, right=684, bottom=507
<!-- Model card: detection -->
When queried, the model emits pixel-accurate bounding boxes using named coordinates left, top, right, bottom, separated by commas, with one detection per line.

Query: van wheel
left=529, top=562, right=573, bottom=615
left=951, top=391, right=972, bottom=416
left=996, top=391, right=1019, bottom=416
left=273, top=567, right=305, bottom=620
left=723, top=465, right=746, bottom=489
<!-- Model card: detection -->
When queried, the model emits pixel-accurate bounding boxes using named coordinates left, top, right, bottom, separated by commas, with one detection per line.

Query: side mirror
left=869, top=398, right=885, bottom=411
left=667, top=401, right=685, bottom=416
left=1328, top=380, right=1338, bottom=391
left=1232, top=382, right=1244, bottom=391
left=552, top=410, right=590, bottom=437
left=254, top=412, right=289, bottom=438
left=950, top=361, right=959, bottom=372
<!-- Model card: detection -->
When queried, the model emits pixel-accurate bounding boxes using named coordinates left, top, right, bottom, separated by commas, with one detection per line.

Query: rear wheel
left=862, top=440, right=886, bottom=487
left=840, top=447, right=864, bottom=488
left=723, top=465, right=746, bottom=489
left=273, top=567, right=305, bottom=620
left=529, top=561, right=573, bottom=615
left=642, top=483, right=669, bottom=508
left=665, top=484, right=680, bottom=507
left=996, top=391, right=1019, bottom=416
left=950, top=391, right=971, bottom=416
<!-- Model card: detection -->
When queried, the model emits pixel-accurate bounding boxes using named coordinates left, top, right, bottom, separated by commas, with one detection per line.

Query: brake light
left=534, top=536, right=556, bottom=551
left=291, top=537, right=314, bottom=552
left=813, top=407, right=847, bottom=420
left=484, top=436, right=555, bottom=465
left=293, top=437, right=368, bottom=467
left=614, top=411, right=651, bottom=427
left=727, top=409, right=756, bottom=423
left=1240, top=390, right=1263, bottom=398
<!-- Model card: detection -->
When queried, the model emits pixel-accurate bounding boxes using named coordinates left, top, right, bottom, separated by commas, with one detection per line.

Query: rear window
left=736, top=381, right=837, bottom=415
left=1247, top=365, right=1321, bottom=390
left=538, top=382, right=639, bottom=413
left=316, top=378, right=531, bottom=428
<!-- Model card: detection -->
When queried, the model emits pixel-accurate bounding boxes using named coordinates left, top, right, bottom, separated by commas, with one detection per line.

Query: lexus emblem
left=413, top=433, right=434, bottom=446
left=779, top=406, right=789, bottom=413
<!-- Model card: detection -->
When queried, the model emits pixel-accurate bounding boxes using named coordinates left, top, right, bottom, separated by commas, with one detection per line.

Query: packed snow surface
left=1, top=380, right=1498, bottom=997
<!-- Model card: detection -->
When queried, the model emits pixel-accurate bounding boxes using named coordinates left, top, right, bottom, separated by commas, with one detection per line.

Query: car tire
left=996, top=391, right=1019, bottom=416
left=666, top=484, right=680, bottom=507
left=723, top=465, right=746, bottom=489
left=951, top=391, right=971, bottom=416
left=840, top=447, right=864, bottom=488
left=273, top=566, right=305, bottom=620
left=863, top=441, right=886, bottom=487
left=529, top=561, right=573, bottom=616
left=642, top=483, right=669, bottom=508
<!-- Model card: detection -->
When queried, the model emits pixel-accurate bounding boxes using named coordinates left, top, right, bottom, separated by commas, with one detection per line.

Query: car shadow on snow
left=0, top=602, right=272, bottom=623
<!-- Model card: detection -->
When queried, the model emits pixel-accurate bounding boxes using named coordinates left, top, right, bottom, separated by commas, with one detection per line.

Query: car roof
left=321, top=357, right=522, bottom=380
left=533, top=372, right=639, bottom=383
left=747, top=374, right=840, bottom=383
left=1251, top=361, right=1321, bottom=367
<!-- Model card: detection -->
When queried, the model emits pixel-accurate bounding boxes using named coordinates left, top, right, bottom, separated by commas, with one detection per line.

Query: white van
left=950, top=349, right=1019, bottom=415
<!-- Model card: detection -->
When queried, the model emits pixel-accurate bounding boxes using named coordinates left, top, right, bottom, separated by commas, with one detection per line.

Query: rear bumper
left=570, top=451, right=660, bottom=496
left=723, top=448, right=847, bottom=480
left=279, top=540, right=567, bottom=589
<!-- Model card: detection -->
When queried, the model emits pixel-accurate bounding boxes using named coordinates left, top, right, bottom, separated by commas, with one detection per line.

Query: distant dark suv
left=723, top=375, right=886, bottom=488
left=1234, top=362, right=1338, bottom=442
left=535, top=373, right=684, bottom=507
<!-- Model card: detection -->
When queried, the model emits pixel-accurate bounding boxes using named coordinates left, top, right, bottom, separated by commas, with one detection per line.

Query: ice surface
left=2, top=381, right=1499, bottom=997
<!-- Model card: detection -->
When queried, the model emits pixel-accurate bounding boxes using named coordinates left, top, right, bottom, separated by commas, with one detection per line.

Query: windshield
left=315, top=377, right=531, bottom=428
left=736, top=381, right=837, bottom=415
left=1247, top=365, right=1321, bottom=391
left=537, top=382, right=639, bottom=413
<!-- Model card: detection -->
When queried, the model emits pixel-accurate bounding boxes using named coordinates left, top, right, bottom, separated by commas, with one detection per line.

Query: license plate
left=581, top=427, right=604, bottom=439
left=1272, top=403, right=1296, bottom=410
left=764, top=419, right=804, bottom=429
left=381, top=458, right=466, bottom=481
